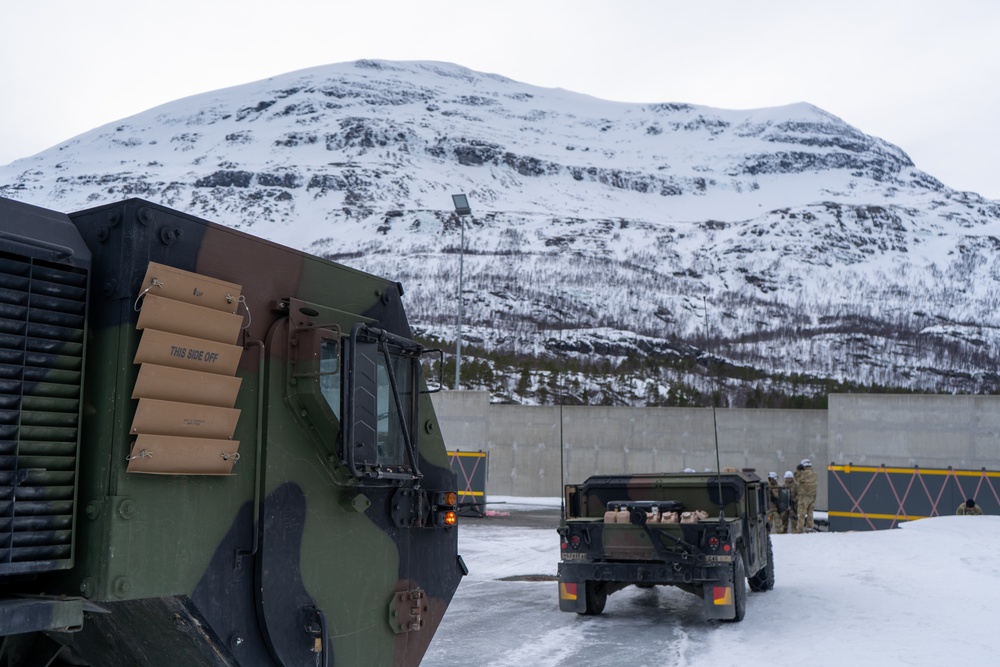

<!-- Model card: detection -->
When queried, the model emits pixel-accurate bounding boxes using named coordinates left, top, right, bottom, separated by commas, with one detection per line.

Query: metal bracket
left=390, top=488, right=427, bottom=528
left=388, top=588, right=426, bottom=634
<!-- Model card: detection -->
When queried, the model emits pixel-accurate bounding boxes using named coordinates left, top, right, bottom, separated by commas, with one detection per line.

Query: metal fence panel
left=448, top=450, right=488, bottom=517
left=828, top=463, right=1000, bottom=531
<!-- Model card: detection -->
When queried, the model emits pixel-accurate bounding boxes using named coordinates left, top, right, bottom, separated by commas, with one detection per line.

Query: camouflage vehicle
left=557, top=470, right=774, bottom=621
left=0, top=197, right=465, bottom=666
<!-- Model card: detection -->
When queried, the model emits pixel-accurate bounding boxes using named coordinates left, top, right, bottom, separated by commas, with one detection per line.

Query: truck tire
left=581, top=580, right=607, bottom=615
left=723, top=558, right=746, bottom=622
left=748, top=535, right=775, bottom=592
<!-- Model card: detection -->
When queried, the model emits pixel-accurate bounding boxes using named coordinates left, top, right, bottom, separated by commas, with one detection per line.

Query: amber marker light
left=444, top=492, right=457, bottom=506
left=444, top=511, right=458, bottom=526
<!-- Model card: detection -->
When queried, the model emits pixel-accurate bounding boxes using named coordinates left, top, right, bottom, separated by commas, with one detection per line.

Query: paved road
left=423, top=505, right=724, bottom=667
left=423, top=502, right=830, bottom=666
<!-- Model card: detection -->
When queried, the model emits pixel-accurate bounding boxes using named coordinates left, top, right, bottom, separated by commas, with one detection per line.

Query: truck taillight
left=570, top=535, right=582, bottom=549
left=708, top=536, right=719, bottom=550
left=432, top=492, right=459, bottom=527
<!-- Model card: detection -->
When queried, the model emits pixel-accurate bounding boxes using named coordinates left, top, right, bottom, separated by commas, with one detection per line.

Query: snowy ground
left=424, top=497, right=997, bottom=666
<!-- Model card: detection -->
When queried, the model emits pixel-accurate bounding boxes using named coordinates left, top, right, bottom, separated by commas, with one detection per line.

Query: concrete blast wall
left=828, top=394, right=1000, bottom=471
left=432, top=392, right=1000, bottom=511
left=433, top=391, right=827, bottom=506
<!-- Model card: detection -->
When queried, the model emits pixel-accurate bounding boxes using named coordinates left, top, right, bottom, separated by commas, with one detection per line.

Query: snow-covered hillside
left=2, top=59, right=998, bottom=404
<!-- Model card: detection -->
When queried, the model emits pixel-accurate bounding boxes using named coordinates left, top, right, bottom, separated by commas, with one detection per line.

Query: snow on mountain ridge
left=1, top=59, right=998, bottom=404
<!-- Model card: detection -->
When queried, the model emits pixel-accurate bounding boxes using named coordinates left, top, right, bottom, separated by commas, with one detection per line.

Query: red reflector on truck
left=560, top=583, right=578, bottom=601
left=713, top=586, right=733, bottom=605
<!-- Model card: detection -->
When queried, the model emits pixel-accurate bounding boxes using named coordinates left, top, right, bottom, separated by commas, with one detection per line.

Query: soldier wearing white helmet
left=780, top=470, right=797, bottom=533
left=794, top=459, right=818, bottom=533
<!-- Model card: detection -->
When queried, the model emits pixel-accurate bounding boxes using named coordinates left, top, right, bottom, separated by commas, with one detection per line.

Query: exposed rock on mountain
left=2, top=59, right=998, bottom=405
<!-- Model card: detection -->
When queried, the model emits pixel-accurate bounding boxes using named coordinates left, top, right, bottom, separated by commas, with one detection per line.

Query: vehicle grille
left=0, top=252, right=87, bottom=575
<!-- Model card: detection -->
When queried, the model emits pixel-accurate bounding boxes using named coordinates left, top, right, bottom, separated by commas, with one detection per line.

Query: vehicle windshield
left=319, top=338, right=341, bottom=421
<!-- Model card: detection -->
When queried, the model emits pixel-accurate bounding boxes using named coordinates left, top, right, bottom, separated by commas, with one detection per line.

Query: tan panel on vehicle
left=130, top=262, right=245, bottom=475
left=134, top=329, right=242, bottom=376
left=131, top=363, right=242, bottom=408
left=137, top=293, right=244, bottom=345
left=130, top=398, right=241, bottom=440
left=139, top=261, right=242, bottom=313
left=126, top=434, right=241, bottom=475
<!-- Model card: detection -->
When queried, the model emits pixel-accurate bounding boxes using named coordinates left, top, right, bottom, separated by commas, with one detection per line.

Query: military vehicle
left=557, top=470, right=774, bottom=621
left=0, top=197, right=465, bottom=666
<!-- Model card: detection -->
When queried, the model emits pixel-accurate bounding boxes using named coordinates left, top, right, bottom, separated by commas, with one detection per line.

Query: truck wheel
left=581, top=580, right=607, bottom=615
left=723, top=558, right=746, bottom=622
left=749, top=535, right=775, bottom=592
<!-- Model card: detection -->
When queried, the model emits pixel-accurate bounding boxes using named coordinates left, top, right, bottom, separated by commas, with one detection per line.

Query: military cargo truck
left=0, top=197, right=465, bottom=666
left=557, top=470, right=774, bottom=621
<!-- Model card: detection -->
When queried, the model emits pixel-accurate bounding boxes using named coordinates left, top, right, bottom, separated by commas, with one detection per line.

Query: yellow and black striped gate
left=828, top=463, right=1000, bottom=531
left=448, top=450, right=488, bottom=517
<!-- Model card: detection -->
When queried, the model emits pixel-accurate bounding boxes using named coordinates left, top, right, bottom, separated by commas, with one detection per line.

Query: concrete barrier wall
left=432, top=392, right=1000, bottom=511
left=433, top=391, right=827, bottom=506
left=828, top=394, right=1000, bottom=471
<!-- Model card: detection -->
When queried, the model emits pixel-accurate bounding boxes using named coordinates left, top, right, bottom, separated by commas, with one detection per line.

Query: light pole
left=452, top=194, right=472, bottom=390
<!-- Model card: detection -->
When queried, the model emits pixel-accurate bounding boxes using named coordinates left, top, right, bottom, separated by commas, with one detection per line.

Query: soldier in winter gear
left=957, top=498, right=983, bottom=515
left=766, top=472, right=783, bottom=532
left=780, top=470, right=797, bottom=534
left=794, top=459, right=818, bottom=533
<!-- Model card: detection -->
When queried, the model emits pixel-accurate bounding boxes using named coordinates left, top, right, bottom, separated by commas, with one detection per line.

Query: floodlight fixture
left=452, top=194, right=471, bottom=216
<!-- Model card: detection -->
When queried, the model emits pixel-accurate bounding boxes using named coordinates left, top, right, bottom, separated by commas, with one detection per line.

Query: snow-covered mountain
left=3, top=59, right=999, bottom=405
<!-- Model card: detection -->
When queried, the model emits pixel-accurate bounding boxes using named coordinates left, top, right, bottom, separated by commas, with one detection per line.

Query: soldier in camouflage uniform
left=766, top=472, right=783, bottom=532
left=794, top=459, right=818, bottom=533
left=956, top=498, right=983, bottom=515
left=780, top=470, right=797, bottom=533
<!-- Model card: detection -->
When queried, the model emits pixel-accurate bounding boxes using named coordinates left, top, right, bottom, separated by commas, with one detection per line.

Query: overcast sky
left=3, top=1, right=999, bottom=198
